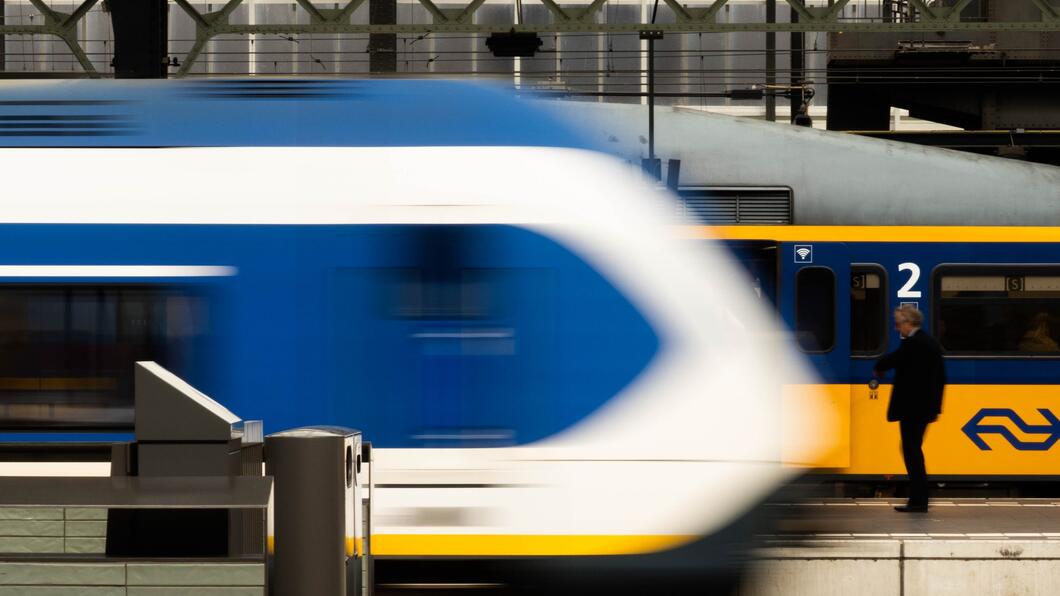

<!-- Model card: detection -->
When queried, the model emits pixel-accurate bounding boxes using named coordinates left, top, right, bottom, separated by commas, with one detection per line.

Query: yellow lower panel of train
left=803, top=384, right=1060, bottom=476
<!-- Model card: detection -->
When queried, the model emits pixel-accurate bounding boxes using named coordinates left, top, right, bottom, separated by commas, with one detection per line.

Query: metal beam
left=5, top=17, right=1060, bottom=38
left=173, top=0, right=210, bottom=29
left=58, top=30, right=95, bottom=73
left=13, top=0, right=101, bottom=76
left=538, top=0, right=572, bottom=22
left=335, top=0, right=369, bottom=22
left=203, top=20, right=1060, bottom=34
left=294, top=0, right=327, bottom=23
left=26, top=0, right=61, bottom=24
left=3, top=0, right=1060, bottom=78
left=700, top=0, right=730, bottom=21
left=1029, top=0, right=1060, bottom=22
left=946, top=0, right=975, bottom=22
left=820, top=0, right=851, bottom=21
left=781, top=0, right=814, bottom=23
left=455, top=0, right=489, bottom=23
left=2, top=0, right=1060, bottom=36
left=576, top=0, right=609, bottom=23
left=62, top=0, right=99, bottom=29
left=661, top=0, right=693, bottom=23
left=212, top=0, right=247, bottom=24
left=415, top=0, right=448, bottom=23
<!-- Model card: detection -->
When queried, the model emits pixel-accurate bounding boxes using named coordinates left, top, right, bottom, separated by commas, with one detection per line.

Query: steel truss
left=1, top=0, right=1059, bottom=77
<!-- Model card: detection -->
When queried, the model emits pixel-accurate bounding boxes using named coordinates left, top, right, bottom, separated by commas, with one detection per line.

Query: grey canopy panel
left=134, top=361, right=242, bottom=442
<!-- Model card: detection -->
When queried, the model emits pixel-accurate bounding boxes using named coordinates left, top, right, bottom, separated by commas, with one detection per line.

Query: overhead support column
left=108, top=0, right=168, bottom=78
left=789, top=6, right=803, bottom=124
left=640, top=29, right=663, bottom=179
left=765, top=0, right=776, bottom=121
left=369, top=0, right=397, bottom=73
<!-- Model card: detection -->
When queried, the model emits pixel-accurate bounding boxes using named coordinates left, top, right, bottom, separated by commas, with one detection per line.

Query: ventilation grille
left=181, top=79, right=361, bottom=100
left=0, top=114, right=139, bottom=137
left=677, top=187, right=793, bottom=225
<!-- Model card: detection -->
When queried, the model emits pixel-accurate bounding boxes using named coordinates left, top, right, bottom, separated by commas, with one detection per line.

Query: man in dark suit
left=873, top=305, right=945, bottom=513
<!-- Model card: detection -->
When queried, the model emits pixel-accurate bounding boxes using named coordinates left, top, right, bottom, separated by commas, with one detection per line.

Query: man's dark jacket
left=875, top=329, right=946, bottom=422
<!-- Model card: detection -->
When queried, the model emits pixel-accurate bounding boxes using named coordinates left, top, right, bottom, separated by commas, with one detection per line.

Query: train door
left=328, top=224, right=657, bottom=449
left=779, top=242, right=851, bottom=379
left=777, top=242, right=852, bottom=469
left=725, top=241, right=779, bottom=307
left=328, top=225, right=542, bottom=448
left=849, top=264, right=889, bottom=365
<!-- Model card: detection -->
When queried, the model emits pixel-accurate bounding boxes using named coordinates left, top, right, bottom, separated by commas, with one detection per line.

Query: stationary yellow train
left=693, top=224, right=1060, bottom=480
left=551, top=77, right=1060, bottom=483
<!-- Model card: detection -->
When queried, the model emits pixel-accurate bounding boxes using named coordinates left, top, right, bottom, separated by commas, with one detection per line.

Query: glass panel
left=0, top=285, right=207, bottom=430
left=796, top=267, right=835, bottom=353
left=851, top=268, right=886, bottom=356
left=938, top=269, right=1060, bottom=355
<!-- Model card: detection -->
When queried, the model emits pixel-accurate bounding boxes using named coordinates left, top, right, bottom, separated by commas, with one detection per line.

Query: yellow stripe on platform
left=370, top=534, right=696, bottom=557
left=682, top=225, right=1060, bottom=244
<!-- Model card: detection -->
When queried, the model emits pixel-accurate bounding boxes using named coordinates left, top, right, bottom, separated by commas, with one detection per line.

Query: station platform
left=745, top=499, right=1060, bottom=596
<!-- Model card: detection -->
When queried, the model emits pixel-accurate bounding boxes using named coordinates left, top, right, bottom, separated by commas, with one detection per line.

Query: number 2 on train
left=898, top=262, right=922, bottom=298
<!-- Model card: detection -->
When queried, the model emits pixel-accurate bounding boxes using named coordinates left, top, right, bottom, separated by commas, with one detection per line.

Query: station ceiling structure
left=1, top=0, right=1060, bottom=77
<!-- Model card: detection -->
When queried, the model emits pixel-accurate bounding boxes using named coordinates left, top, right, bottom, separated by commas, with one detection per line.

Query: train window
left=380, top=269, right=495, bottom=320
left=795, top=267, right=835, bottom=353
left=329, top=224, right=660, bottom=447
left=372, top=226, right=497, bottom=320
left=851, top=266, right=887, bottom=357
left=0, top=285, right=207, bottom=430
left=936, top=267, right=1060, bottom=356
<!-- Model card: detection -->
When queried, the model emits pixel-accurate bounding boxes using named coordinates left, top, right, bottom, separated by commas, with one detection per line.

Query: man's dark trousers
left=900, top=419, right=929, bottom=506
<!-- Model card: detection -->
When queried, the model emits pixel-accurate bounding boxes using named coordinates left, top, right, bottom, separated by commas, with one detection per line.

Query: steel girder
left=1, top=0, right=1059, bottom=77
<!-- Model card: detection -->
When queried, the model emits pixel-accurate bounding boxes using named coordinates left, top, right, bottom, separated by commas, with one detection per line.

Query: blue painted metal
left=0, top=224, right=659, bottom=447
left=0, top=80, right=650, bottom=446
left=0, top=80, right=595, bottom=150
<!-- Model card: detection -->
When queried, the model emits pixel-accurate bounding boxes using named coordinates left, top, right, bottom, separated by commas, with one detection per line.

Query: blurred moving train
left=549, top=100, right=1060, bottom=483
left=0, top=79, right=828, bottom=591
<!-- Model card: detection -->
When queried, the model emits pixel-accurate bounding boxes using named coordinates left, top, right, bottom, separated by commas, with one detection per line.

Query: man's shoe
left=894, top=504, right=928, bottom=513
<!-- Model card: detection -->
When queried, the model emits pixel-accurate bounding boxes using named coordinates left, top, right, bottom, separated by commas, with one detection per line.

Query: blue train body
left=0, top=80, right=659, bottom=446
left=0, top=79, right=592, bottom=149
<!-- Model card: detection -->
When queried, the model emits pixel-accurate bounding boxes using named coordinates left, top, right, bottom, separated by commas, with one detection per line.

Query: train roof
left=0, top=79, right=592, bottom=149
left=548, top=101, right=1060, bottom=227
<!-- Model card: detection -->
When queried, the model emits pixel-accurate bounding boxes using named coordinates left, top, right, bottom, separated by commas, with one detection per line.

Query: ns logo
left=962, top=409, right=1060, bottom=451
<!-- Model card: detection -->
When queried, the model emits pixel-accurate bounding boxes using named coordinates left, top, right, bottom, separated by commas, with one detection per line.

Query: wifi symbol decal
left=793, top=245, right=813, bottom=263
